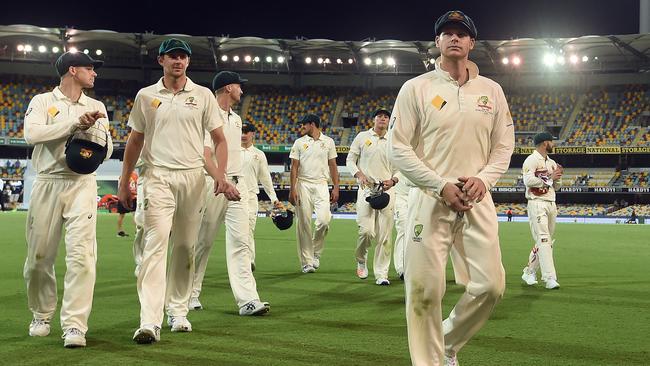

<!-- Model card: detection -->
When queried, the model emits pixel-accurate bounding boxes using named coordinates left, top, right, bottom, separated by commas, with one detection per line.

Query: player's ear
left=435, top=35, right=441, bottom=49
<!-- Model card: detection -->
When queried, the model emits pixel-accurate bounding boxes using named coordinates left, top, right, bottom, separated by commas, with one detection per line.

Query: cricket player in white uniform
left=118, top=39, right=234, bottom=344
left=23, top=51, right=112, bottom=348
left=191, top=71, right=270, bottom=316
left=240, top=122, right=283, bottom=270
left=521, top=132, right=562, bottom=290
left=346, top=108, right=398, bottom=285
left=392, top=172, right=409, bottom=280
left=289, top=114, right=339, bottom=273
left=387, top=11, right=515, bottom=366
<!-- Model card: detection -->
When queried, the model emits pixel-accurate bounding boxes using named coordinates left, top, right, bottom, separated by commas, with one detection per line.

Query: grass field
left=0, top=211, right=648, bottom=365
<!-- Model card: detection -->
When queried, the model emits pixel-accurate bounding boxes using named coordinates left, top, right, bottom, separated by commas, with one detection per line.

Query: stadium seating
left=1, top=159, right=25, bottom=180
left=508, top=90, right=576, bottom=134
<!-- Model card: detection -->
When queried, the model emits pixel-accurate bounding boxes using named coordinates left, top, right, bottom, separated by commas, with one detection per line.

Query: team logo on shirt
left=184, top=96, right=198, bottom=109
left=151, top=98, right=162, bottom=109
left=47, top=106, right=60, bottom=118
left=412, top=224, right=423, bottom=243
left=364, top=139, right=372, bottom=146
left=432, top=95, right=447, bottom=110
left=303, top=143, right=309, bottom=150
left=476, top=96, right=493, bottom=113
left=320, top=142, right=327, bottom=149
left=25, top=107, right=33, bottom=117
left=79, top=148, right=93, bottom=159
left=389, top=116, right=397, bottom=130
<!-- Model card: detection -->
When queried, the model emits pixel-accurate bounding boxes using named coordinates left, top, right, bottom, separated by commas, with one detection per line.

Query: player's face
left=241, top=131, right=254, bottom=144
left=158, top=52, right=190, bottom=78
left=70, top=66, right=97, bottom=88
left=229, top=83, right=243, bottom=103
left=298, top=122, right=312, bottom=136
left=435, top=24, right=475, bottom=60
left=373, top=113, right=389, bottom=130
left=545, top=140, right=554, bottom=153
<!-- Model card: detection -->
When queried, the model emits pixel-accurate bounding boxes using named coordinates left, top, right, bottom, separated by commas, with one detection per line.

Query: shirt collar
left=156, top=76, right=195, bottom=93
left=532, top=150, right=548, bottom=161
left=369, top=128, right=387, bottom=139
left=53, top=87, right=89, bottom=106
left=433, top=57, right=479, bottom=83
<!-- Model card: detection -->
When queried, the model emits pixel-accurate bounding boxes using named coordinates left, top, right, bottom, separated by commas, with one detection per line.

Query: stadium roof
left=1, top=24, right=649, bottom=76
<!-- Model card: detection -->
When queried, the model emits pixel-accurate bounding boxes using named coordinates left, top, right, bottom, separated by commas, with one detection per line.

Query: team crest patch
left=475, top=96, right=493, bottom=113
left=151, top=98, right=162, bottom=108
left=320, top=142, right=327, bottom=149
left=184, top=96, right=198, bottom=108
left=47, top=106, right=60, bottom=118
left=303, top=143, right=309, bottom=150
left=25, top=107, right=33, bottom=117
left=364, top=139, right=372, bottom=146
left=413, top=224, right=423, bottom=242
left=79, top=148, right=93, bottom=159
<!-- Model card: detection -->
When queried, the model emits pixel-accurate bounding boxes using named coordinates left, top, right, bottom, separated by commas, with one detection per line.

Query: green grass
left=0, top=211, right=648, bottom=365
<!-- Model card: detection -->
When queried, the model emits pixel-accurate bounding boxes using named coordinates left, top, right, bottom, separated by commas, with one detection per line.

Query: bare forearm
left=121, top=133, right=143, bottom=180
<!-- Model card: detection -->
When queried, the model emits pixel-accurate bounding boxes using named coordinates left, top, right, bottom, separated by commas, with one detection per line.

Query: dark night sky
left=1, top=0, right=642, bottom=41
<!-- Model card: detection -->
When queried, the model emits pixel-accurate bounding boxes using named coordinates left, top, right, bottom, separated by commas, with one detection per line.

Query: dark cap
left=55, top=51, right=103, bottom=77
left=435, top=10, right=477, bottom=39
left=212, top=71, right=247, bottom=91
left=298, top=113, right=320, bottom=127
left=242, top=123, right=257, bottom=133
left=533, top=132, right=554, bottom=146
left=366, top=192, right=390, bottom=210
left=158, top=38, right=192, bottom=56
left=373, top=108, right=391, bottom=118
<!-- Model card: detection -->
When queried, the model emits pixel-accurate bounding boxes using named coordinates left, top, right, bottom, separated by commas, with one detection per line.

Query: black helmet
left=366, top=192, right=390, bottom=210
left=65, top=123, right=109, bottom=174
left=272, top=209, right=294, bottom=230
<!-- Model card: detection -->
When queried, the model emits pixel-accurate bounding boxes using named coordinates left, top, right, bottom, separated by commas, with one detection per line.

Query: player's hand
left=441, top=182, right=473, bottom=212
left=330, top=186, right=339, bottom=204
left=273, top=200, right=285, bottom=210
left=458, top=176, right=487, bottom=203
left=77, top=111, right=106, bottom=130
left=289, top=189, right=299, bottom=206
left=118, top=178, right=134, bottom=210
left=551, top=164, right=563, bottom=180
left=381, top=178, right=396, bottom=190
left=213, top=175, right=229, bottom=194
left=222, top=182, right=241, bottom=201
left=355, top=172, right=371, bottom=188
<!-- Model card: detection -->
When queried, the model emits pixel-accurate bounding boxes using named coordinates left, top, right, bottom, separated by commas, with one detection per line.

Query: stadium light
left=244, top=55, right=252, bottom=62
left=38, top=45, right=47, bottom=53
left=376, top=58, right=383, bottom=65
left=253, top=56, right=260, bottom=62
left=512, top=56, right=521, bottom=65
left=233, top=55, right=240, bottom=62
left=17, top=44, right=24, bottom=52
left=69, top=47, right=78, bottom=53
left=594, top=56, right=599, bottom=60
left=52, top=46, right=59, bottom=53
left=83, top=49, right=90, bottom=54
left=95, top=49, right=102, bottom=56
left=582, top=55, right=588, bottom=62
left=324, top=58, right=331, bottom=64
left=221, top=55, right=228, bottom=61
left=265, top=56, right=273, bottom=63
left=569, top=55, right=578, bottom=64
left=317, top=57, right=323, bottom=64
left=24, top=44, right=33, bottom=52
left=363, top=57, right=372, bottom=65
left=348, top=58, right=354, bottom=64
left=556, top=56, right=565, bottom=65
left=387, top=57, right=395, bottom=66
left=277, top=56, right=285, bottom=63
left=336, top=58, right=342, bottom=64
left=305, top=57, right=312, bottom=64
left=501, top=57, right=509, bottom=65
left=543, top=53, right=555, bottom=67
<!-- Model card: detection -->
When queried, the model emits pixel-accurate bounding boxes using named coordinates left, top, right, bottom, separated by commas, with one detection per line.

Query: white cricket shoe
left=521, top=269, right=538, bottom=286
left=239, top=300, right=270, bottom=316
left=545, top=279, right=561, bottom=289
left=444, top=354, right=459, bottom=366
left=62, top=328, right=86, bottom=348
left=313, top=256, right=320, bottom=269
left=133, top=324, right=160, bottom=344
left=167, top=315, right=192, bottom=332
left=356, top=262, right=368, bottom=279
left=29, top=318, right=50, bottom=337
left=302, top=264, right=316, bottom=273
left=189, top=297, right=203, bottom=310
left=375, top=278, right=391, bottom=286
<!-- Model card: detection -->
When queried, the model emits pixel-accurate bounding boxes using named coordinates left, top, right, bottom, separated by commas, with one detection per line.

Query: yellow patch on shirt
left=47, top=106, right=60, bottom=118
left=431, top=95, right=447, bottom=110
left=364, top=139, right=372, bottom=146
left=151, top=98, right=162, bottom=108
left=303, top=143, right=309, bottom=150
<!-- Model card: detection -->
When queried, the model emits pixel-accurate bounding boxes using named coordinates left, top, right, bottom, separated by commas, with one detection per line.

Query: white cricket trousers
left=355, top=188, right=395, bottom=279
left=137, top=167, right=205, bottom=328
left=246, top=192, right=259, bottom=265
left=133, top=173, right=144, bottom=276
left=405, top=188, right=505, bottom=366
left=193, top=176, right=260, bottom=307
left=393, top=188, right=408, bottom=276
left=525, top=199, right=558, bottom=281
left=295, top=180, right=331, bottom=267
left=24, top=174, right=98, bottom=333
